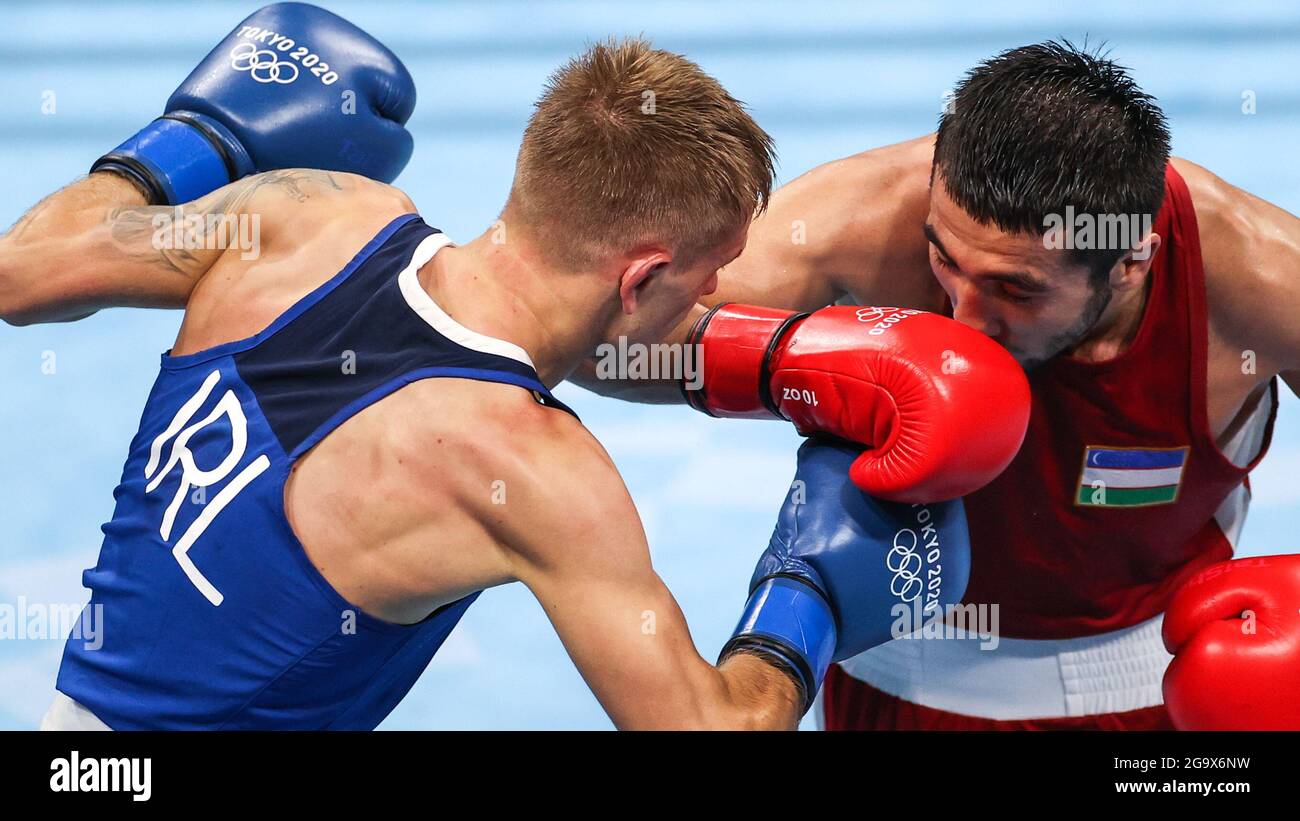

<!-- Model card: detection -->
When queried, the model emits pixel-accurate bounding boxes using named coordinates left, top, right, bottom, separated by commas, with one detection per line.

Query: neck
left=1068, top=273, right=1152, bottom=364
left=416, top=228, right=609, bottom=387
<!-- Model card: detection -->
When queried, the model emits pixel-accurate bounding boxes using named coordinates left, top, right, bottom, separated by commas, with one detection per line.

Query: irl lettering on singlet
left=143, top=370, right=270, bottom=606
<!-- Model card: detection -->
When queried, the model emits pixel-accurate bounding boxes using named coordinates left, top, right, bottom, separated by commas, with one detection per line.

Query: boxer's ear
left=1111, top=232, right=1162, bottom=293
left=618, top=251, right=671, bottom=314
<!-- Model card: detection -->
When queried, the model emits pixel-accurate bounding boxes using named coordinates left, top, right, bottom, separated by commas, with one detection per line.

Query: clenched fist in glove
left=721, top=438, right=971, bottom=713
left=683, top=303, right=1030, bottom=502
left=92, top=3, right=415, bottom=204
left=1162, top=553, right=1300, bottom=730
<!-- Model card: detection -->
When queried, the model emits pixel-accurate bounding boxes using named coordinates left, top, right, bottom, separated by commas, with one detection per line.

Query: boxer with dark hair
left=581, top=40, right=1300, bottom=730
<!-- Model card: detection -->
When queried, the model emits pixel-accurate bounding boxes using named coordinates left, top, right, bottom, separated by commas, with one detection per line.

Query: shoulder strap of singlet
left=392, top=228, right=578, bottom=419
left=272, top=219, right=581, bottom=461
left=164, top=213, right=578, bottom=463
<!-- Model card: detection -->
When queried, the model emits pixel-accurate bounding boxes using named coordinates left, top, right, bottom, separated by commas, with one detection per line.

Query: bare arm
left=1178, top=158, right=1300, bottom=398
left=713, top=134, right=940, bottom=311
left=485, top=413, right=801, bottom=729
left=0, top=169, right=346, bottom=326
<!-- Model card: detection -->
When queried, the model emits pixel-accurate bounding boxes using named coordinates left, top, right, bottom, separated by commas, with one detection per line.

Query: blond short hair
left=507, top=37, right=775, bottom=268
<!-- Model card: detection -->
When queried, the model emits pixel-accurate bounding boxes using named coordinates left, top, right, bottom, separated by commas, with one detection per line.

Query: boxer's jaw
left=1017, top=281, right=1113, bottom=371
left=598, top=228, right=746, bottom=351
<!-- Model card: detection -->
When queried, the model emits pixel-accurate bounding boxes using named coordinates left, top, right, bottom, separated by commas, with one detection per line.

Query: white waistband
left=40, top=692, right=112, bottom=731
left=835, top=614, right=1171, bottom=720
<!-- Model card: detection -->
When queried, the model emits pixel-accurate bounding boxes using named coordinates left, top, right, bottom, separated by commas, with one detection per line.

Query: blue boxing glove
left=720, top=438, right=971, bottom=712
left=92, top=3, right=415, bottom=204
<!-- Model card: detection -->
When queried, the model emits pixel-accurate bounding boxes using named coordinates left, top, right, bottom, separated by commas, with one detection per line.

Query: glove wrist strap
left=720, top=575, right=837, bottom=714
left=90, top=113, right=254, bottom=205
left=683, top=303, right=806, bottom=419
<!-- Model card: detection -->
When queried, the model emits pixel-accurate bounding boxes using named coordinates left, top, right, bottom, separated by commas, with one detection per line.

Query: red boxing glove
left=1161, top=554, right=1300, bottom=730
left=683, top=303, right=1030, bottom=502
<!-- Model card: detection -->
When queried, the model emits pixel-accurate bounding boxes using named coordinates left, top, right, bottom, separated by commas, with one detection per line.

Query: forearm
left=526, top=564, right=803, bottom=729
left=0, top=169, right=320, bottom=327
left=608, top=651, right=802, bottom=730
left=713, top=651, right=803, bottom=730
left=0, top=173, right=145, bottom=324
left=9, top=172, right=145, bottom=240
left=508, top=432, right=805, bottom=729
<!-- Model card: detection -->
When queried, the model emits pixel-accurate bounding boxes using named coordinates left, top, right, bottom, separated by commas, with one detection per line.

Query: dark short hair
left=933, top=40, right=1171, bottom=277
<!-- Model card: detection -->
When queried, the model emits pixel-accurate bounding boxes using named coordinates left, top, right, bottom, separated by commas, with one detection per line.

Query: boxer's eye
left=998, top=284, right=1034, bottom=304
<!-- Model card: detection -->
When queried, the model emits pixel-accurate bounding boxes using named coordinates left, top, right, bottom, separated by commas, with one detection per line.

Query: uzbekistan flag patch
left=1075, top=445, right=1189, bottom=507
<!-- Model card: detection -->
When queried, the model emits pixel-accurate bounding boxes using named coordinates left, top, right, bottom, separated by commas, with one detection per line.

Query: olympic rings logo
left=886, top=528, right=924, bottom=602
left=855, top=306, right=888, bottom=324
left=229, top=42, right=299, bottom=84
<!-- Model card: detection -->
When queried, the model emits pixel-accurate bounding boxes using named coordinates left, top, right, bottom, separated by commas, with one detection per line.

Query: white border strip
left=398, top=233, right=536, bottom=369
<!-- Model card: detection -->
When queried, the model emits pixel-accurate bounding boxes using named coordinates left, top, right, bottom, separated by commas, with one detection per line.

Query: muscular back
left=1, top=164, right=803, bottom=730
left=167, top=172, right=542, bottom=624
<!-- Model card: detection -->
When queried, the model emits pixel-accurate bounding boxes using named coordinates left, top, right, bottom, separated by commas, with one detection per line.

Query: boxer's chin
left=1016, top=326, right=1095, bottom=372
left=1011, top=333, right=1079, bottom=372
left=979, top=335, right=1039, bottom=373
left=1015, top=305, right=1114, bottom=372
left=995, top=341, right=1038, bottom=372
left=1013, top=350, right=1051, bottom=373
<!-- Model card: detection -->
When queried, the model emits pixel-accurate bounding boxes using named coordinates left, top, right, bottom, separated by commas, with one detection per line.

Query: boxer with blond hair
left=3, top=11, right=1025, bottom=729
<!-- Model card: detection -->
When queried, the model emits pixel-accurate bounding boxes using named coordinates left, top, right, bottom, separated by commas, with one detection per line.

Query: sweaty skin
left=0, top=171, right=799, bottom=730
left=577, top=134, right=1300, bottom=444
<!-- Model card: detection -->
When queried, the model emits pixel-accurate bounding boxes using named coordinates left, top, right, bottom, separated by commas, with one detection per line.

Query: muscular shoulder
left=392, top=379, right=644, bottom=570
left=776, top=135, right=932, bottom=264
left=1174, top=157, right=1300, bottom=373
left=174, top=171, right=419, bottom=350
left=720, top=135, right=936, bottom=310
left=242, top=170, right=416, bottom=233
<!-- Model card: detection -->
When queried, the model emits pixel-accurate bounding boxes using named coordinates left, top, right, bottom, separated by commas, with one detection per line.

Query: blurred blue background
left=1, top=0, right=1296, bottom=730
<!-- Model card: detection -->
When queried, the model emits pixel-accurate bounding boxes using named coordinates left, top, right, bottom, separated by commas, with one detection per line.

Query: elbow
left=0, top=281, right=35, bottom=327
left=0, top=260, right=23, bottom=326
left=0, top=282, right=36, bottom=326
left=0, top=246, right=45, bottom=326
left=1, top=311, right=38, bottom=328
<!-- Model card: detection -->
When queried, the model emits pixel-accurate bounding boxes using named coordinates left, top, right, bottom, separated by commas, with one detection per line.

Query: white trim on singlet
left=397, top=232, right=537, bottom=369
left=835, top=614, right=1172, bottom=720
left=1213, top=385, right=1274, bottom=547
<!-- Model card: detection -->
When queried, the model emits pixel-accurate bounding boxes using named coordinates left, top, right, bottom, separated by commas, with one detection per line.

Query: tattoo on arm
left=104, top=169, right=343, bottom=277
